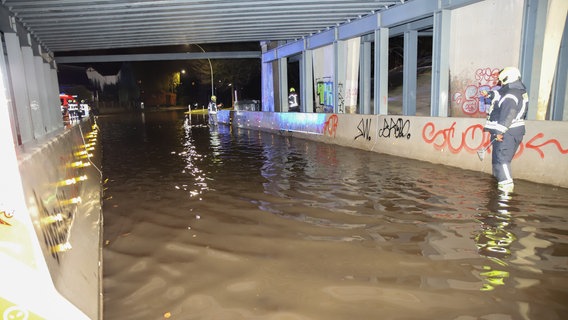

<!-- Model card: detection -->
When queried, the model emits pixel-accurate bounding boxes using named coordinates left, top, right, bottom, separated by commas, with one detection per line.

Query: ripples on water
left=100, top=111, right=568, bottom=320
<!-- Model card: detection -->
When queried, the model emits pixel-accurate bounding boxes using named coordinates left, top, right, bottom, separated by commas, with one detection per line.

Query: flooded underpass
left=99, top=110, right=568, bottom=320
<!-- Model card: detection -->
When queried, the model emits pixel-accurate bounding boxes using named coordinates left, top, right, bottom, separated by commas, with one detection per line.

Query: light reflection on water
left=100, top=111, right=568, bottom=320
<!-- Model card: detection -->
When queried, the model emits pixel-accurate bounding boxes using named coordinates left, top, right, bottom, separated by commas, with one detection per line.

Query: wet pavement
left=100, top=110, right=568, bottom=320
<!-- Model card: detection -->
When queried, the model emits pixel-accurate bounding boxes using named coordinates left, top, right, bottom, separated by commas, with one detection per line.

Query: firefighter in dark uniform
left=482, top=67, right=529, bottom=193
left=208, top=95, right=219, bottom=125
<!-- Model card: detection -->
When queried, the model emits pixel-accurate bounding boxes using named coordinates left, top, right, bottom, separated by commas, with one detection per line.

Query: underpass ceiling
left=2, top=0, right=405, bottom=54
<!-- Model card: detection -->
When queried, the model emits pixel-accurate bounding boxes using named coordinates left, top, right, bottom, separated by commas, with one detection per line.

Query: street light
left=192, top=44, right=214, bottom=98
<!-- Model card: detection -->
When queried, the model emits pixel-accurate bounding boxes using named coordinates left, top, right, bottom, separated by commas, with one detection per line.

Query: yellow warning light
left=42, top=213, right=64, bottom=224
left=60, top=197, right=82, bottom=206
left=74, top=150, right=88, bottom=157
left=76, top=152, right=93, bottom=159
left=51, top=242, right=72, bottom=253
left=69, top=161, right=91, bottom=168
left=57, top=175, right=88, bottom=186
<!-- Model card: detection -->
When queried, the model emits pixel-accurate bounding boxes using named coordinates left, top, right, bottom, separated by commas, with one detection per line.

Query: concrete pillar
left=34, top=55, right=51, bottom=134
left=261, top=60, right=275, bottom=112
left=4, top=33, right=34, bottom=143
left=0, top=35, right=19, bottom=145
left=21, top=46, right=45, bottom=138
left=342, top=37, right=360, bottom=114
left=48, top=64, right=63, bottom=131
left=272, top=60, right=280, bottom=112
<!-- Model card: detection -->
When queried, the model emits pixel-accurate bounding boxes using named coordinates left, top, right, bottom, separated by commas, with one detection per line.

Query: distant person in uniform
left=288, top=87, right=300, bottom=112
left=482, top=67, right=528, bottom=193
left=208, top=95, right=219, bottom=125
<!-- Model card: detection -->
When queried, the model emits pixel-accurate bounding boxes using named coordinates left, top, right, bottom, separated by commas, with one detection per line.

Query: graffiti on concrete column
left=354, top=118, right=372, bottom=141
left=378, top=118, right=411, bottom=139
left=316, top=78, right=334, bottom=113
left=337, top=82, right=345, bottom=113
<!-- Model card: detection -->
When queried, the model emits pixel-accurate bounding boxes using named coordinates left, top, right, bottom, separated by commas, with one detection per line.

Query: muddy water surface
left=100, top=111, right=568, bottom=320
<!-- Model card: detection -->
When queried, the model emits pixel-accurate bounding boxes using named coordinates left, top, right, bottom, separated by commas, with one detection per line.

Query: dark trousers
left=492, top=133, right=523, bottom=184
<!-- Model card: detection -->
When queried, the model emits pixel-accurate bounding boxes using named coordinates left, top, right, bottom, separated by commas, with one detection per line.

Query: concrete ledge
left=219, top=110, right=568, bottom=188
left=12, top=119, right=102, bottom=319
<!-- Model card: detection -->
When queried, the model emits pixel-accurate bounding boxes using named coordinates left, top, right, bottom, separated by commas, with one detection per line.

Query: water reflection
left=179, top=116, right=210, bottom=197
left=474, top=189, right=518, bottom=291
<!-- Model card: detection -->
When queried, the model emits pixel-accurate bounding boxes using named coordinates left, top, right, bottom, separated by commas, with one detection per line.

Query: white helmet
left=498, top=67, right=521, bottom=85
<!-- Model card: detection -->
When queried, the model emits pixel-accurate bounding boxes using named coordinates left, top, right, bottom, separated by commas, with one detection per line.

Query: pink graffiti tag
left=323, top=114, right=339, bottom=138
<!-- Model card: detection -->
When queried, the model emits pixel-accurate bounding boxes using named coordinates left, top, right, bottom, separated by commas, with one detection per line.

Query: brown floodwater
left=100, top=110, right=568, bottom=320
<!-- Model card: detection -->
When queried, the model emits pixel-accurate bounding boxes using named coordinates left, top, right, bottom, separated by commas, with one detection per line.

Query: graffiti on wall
left=0, top=206, right=14, bottom=226
left=422, top=122, right=487, bottom=153
left=522, top=133, right=568, bottom=159
left=354, top=118, right=372, bottom=141
left=453, top=68, right=501, bottom=116
left=337, top=82, right=345, bottom=113
left=378, top=118, right=411, bottom=139
left=422, top=121, right=568, bottom=158
left=316, top=78, right=334, bottom=113
left=323, top=115, right=339, bottom=138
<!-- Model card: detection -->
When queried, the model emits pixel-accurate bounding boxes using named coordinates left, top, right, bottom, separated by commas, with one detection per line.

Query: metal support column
left=521, top=0, right=552, bottom=120
left=374, top=28, right=389, bottom=115
left=403, top=30, right=418, bottom=116
left=278, top=58, right=288, bottom=112
left=551, top=17, right=568, bottom=120
left=431, top=10, right=451, bottom=117
left=334, top=40, right=344, bottom=113
left=301, top=48, right=314, bottom=113
left=360, top=40, right=371, bottom=115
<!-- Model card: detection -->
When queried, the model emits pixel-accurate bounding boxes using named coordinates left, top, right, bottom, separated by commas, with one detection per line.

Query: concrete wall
left=220, top=110, right=568, bottom=188
left=449, top=0, right=524, bottom=117
left=0, top=119, right=102, bottom=319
